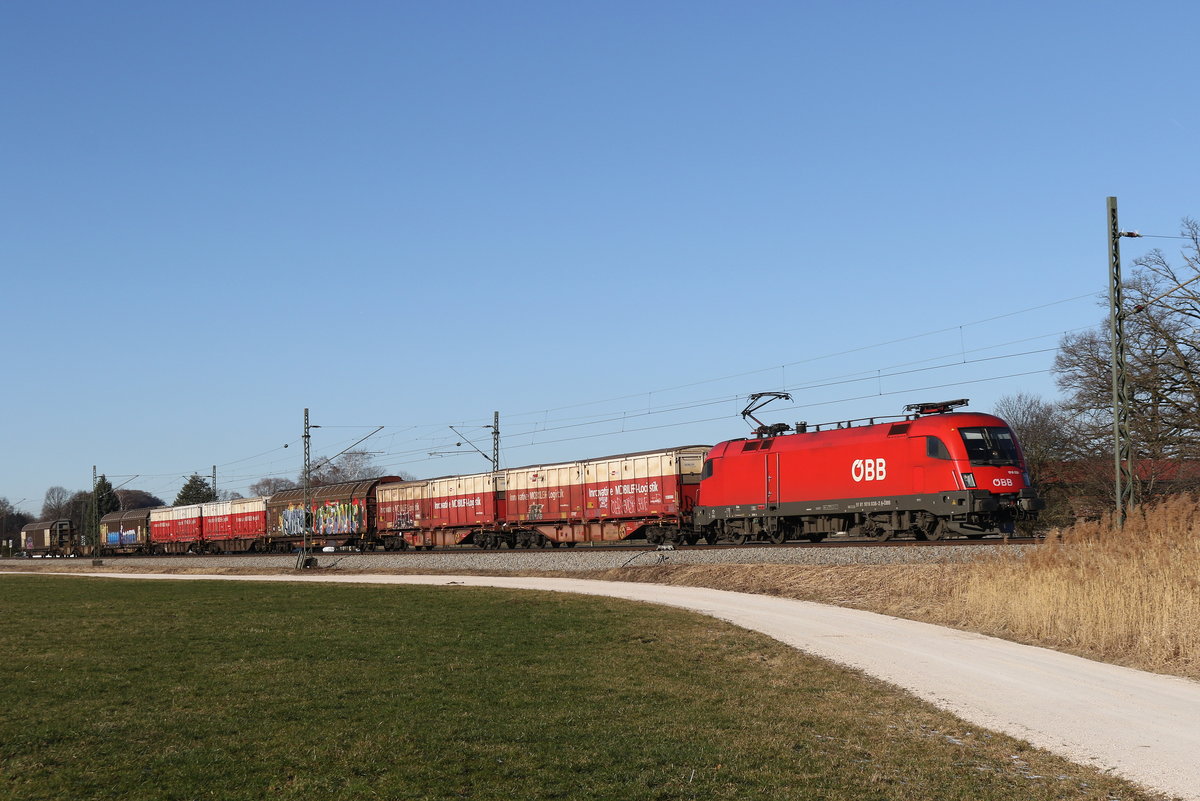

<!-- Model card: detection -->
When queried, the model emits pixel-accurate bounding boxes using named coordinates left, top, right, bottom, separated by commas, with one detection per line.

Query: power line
left=496, top=289, right=1104, bottom=421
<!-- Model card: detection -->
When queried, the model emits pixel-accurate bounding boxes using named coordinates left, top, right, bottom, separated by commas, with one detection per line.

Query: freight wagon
left=19, top=519, right=87, bottom=557
left=266, top=477, right=401, bottom=552
left=374, top=446, right=710, bottom=549
left=377, top=472, right=505, bottom=550
left=501, top=446, right=709, bottom=547
left=98, top=508, right=152, bottom=555
left=149, top=504, right=204, bottom=554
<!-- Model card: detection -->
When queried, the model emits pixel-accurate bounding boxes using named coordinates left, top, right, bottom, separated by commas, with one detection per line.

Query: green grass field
left=0, top=575, right=1155, bottom=800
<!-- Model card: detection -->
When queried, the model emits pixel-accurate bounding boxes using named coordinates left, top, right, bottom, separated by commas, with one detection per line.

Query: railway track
left=26, top=534, right=1038, bottom=561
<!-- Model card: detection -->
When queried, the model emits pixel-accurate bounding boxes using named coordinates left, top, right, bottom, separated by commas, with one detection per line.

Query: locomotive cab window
left=701, top=459, right=715, bottom=480
left=959, top=427, right=1020, bottom=466
left=925, top=436, right=952, bottom=460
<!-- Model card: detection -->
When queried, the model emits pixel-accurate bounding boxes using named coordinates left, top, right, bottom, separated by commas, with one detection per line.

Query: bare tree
left=993, top=393, right=1070, bottom=474
left=41, top=486, right=71, bottom=520
left=308, top=451, right=385, bottom=486
left=1052, top=217, right=1200, bottom=505
left=64, top=490, right=92, bottom=538
left=993, top=393, right=1074, bottom=528
left=248, top=477, right=298, bottom=498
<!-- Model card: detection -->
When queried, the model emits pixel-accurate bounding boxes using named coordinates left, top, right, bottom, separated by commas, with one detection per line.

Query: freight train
left=15, top=399, right=1042, bottom=557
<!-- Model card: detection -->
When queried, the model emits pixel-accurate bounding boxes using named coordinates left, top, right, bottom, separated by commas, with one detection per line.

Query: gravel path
left=20, top=568, right=1200, bottom=801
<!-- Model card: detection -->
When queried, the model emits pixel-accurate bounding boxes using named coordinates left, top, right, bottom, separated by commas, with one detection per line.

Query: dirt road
left=31, top=571, right=1200, bottom=800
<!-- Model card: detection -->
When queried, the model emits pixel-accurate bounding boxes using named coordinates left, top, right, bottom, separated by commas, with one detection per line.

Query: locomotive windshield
left=958, top=427, right=1021, bottom=467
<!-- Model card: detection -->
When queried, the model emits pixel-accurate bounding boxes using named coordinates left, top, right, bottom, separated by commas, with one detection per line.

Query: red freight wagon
left=149, top=504, right=203, bottom=553
left=694, top=405, right=1042, bottom=544
left=195, top=497, right=267, bottom=552
left=201, top=500, right=233, bottom=544
left=503, top=446, right=709, bottom=547
left=375, top=480, right=431, bottom=549
left=421, top=473, right=504, bottom=548
left=229, top=496, right=268, bottom=546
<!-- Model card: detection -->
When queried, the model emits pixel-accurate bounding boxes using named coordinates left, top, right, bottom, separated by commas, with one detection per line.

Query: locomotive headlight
left=961, top=473, right=977, bottom=488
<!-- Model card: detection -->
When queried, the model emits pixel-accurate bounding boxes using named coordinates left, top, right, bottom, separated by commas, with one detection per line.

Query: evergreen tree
left=174, top=474, right=218, bottom=506
left=94, top=475, right=121, bottom=519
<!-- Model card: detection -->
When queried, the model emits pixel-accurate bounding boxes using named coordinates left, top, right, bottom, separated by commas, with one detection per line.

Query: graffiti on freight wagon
left=280, top=506, right=307, bottom=537
left=314, top=500, right=365, bottom=536
left=105, top=528, right=141, bottom=546
left=277, top=501, right=366, bottom=537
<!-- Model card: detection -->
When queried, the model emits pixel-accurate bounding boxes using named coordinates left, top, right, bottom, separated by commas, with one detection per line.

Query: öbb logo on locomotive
left=851, top=458, right=887, bottom=482
left=30, top=398, right=1044, bottom=558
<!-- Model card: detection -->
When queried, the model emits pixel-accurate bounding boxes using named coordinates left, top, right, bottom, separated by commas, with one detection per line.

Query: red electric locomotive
left=693, top=398, right=1042, bottom=544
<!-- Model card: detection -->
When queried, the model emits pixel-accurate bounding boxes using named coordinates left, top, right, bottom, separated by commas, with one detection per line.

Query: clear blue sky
left=2, top=1, right=1196, bottom=513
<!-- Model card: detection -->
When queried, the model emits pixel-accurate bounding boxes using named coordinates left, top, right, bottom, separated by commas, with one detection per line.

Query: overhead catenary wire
left=175, top=325, right=1090, bottom=492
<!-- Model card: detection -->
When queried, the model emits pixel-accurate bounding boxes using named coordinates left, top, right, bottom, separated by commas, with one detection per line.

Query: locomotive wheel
left=728, top=533, right=748, bottom=546
left=768, top=529, right=786, bottom=545
left=914, top=519, right=943, bottom=541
